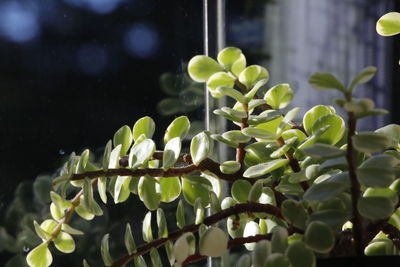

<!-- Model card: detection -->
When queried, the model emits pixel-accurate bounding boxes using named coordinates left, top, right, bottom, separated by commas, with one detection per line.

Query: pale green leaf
left=303, top=105, right=335, bottom=135
left=304, top=221, right=334, bottom=254
left=216, top=86, right=246, bottom=103
left=26, top=243, right=52, bottom=267
left=264, top=83, right=294, bottom=109
left=358, top=196, right=394, bottom=221
left=199, top=227, right=228, bottom=257
left=129, top=139, right=156, bottom=169
left=113, top=125, right=133, bottom=156
left=348, top=66, right=377, bottom=92
left=53, top=232, right=75, bottom=253
left=231, top=179, right=252, bottom=203
left=271, top=226, right=288, bottom=254
left=243, top=221, right=260, bottom=251
left=164, top=116, right=190, bottom=144
left=376, top=12, right=400, bottom=36
left=156, top=208, right=168, bottom=238
left=276, top=107, right=300, bottom=136
left=61, top=224, right=84, bottom=235
left=190, top=132, right=212, bottom=165
left=252, top=240, right=271, bottom=267
left=188, top=55, right=223, bottom=82
left=114, top=176, right=132, bottom=203
left=158, top=177, right=181, bottom=203
left=176, top=200, right=186, bottom=229
left=245, top=78, right=268, bottom=100
left=239, top=65, right=269, bottom=89
left=242, top=127, right=276, bottom=140
left=150, top=248, right=162, bottom=267
left=222, top=130, right=251, bottom=144
left=102, top=140, right=112, bottom=171
left=182, top=175, right=212, bottom=206
left=309, top=72, right=346, bottom=92
left=301, top=143, right=345, bottom=159
left=248, top=180, right=263, bottom=202
left=162, top=137, right=182, bottom=169
left=142, top=212, right=153, bottom=242
left=219, top=161, right=241, bottom=174
left=138, top=176, right=160, bottom=211
left=352, top=132, right=391, bottom=153
left=303, top=182, right=348, bottom=202
left=286, top=241, right=316, bottom=267
left=206, top=72, right=236, bottom=98
left=101, top=234, right=113, bottom=266
left=243, top=159, right=289, bottom=178
left=132, top=116, right=155, bottom=142
left=194, top=198, right=205, bottom=224
left=217, top=47, right=243, bottom=70
left=281, top=200, right=308, bottom=230
left=124, top=223, right=136, bottom=254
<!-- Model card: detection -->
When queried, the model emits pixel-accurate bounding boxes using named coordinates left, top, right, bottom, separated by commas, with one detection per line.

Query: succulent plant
left=25, top=46, right=400, bottom=267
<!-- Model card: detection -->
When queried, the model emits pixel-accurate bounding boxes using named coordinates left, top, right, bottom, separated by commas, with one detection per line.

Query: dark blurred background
left=0, top=0, right=399, bottom=266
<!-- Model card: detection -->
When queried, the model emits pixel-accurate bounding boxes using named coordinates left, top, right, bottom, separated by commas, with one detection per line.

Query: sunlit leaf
left=199, top=227, right=228, bottom=257
left=243, top=159, right=289, bottom=178
left=348, top=66, right=377, bottom=92
left=376, top=12, right=400, bottom=36
left=53, top=232, right=75, bottom=253
left=100, top=234, right=113, bottom=266
left=124, top=223, right=136, bottom=254
left=132, top=116, right=155, bottom=142
left=162, top=137, right=182, bottom=169
left=190, top=132, right=212, bottom=165
left=26, top=243, right=52, bottom=267
left=309, top=72, right=346, bottom=92
left=188, top=55, right=223, bottom=82
left=113, top=125, right=133, bottom=156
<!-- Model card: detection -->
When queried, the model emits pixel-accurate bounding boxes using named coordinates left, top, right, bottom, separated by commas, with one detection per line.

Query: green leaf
left=108, top=144, right=121, bottom=169
left=303, top=105, right=335, bottom=135
left=174, top=233, right=195, bottom=264
left=252, top=240, right=272, bottom=267
left=176, top=200, right=186, bottom=229
left=114, top=176, right=132, bottom=203
left=162, top=137, right=181, bottom=170
left=156, top=208, right=168, bottom=238
left=308, top=210, right=350, bottom=232
left=217, top=47, right=243, bottom=70
left=190, top=132, right=212, bottom=165
left=244, top=159, right=289, bottom=178
left=53, top=232, right=75, bottom=253
left=309, top=72, right=346, bottom=92
left=365, top=239, right=395, bottom=256
left=194, top=198, right=205, bottom=224
left=271, top=226, right=288, bottom=254
left=376, top=12, right=400, bottom=36
left=209, top=191, right=221, bottom=213
left=83, top=259, right=90, bottom=267
left=242, top=127, right=276, bottom=140
left=303, top=181, right=348, bottom=202
left=102, top=140, right=112, bottom=171
left=213, top=109, right=242, bottom=124
left=348, top=66, right=377, bottom=92
left=124, top=223, right=136, bottom=254
left=142, top=211, right=153, bottom=242
left=237, top=254, right=251, bottom=267
left=285, top=241, right=316, bottom=267
left=264, top=83, right=294, bottom=109
left=220, top=161, right=241, bottom=174
left=248, top=110, right=281, bottom=126
left=281, top=200, right=308, bottom=230
left=188, top=55, right=223, bottom=82
left=150, top=248, right=162, bottom=267
left=182, top=175, right=212, bottom=206
left=98, top=177, right=108, bottom=204
left=113, top=125, right=133, bottom=156
left=357, top=168, right=395, bottom=187
left=83, top=178, right=103, bottom=216
left=265, top=253, right=292, bottom=267
left=231, top=179, right=252, bottom=203
left=129, top=139, right=156, bottom=169
left=206, top=72, right=236, bottom=98
left=216, top=86, right=246, bottom=103
left=375, top=124, right=400, bottom=148
left=311, top=114, right=345, bottom=145
left=248, top=180, right=263, bottom=202
left=239, top=65, right=269, bottom=89
left=199, top=226, right=228, bottom=257
left=138, top=176, right=160, bottom=211
left=33, top=221, right=51, bottom=241
left=352, top=132, right=391, bottom=153
left=245, top=78, right=268, bottom=100
left=61, top=224, right=84, bottom=235
left=26, top=243, right=52, bottom=267
left=243, top=221, right=260, bottom=250
left=304, top=221, right=334, bottom=254
left=276, top=107, right=300, bottom=136
left=133, top=116, right=155, bottom=142
left=164, top=241, right=175, bottom=266
left=222, top=130, right=251, bottom=144
left=101, top=234, right=113, bottom=266
left=134, top=256, right=147, bottom=267
left=164, top=116, right=190, bottom=144
left=158, top=177, right=181, bottom=203
left=75, top=201, right=95, bottom=221
left=364, top=187, right=398, bottom=205
left=50, top=191, right=71, bottom=210
left=301, top=144, right=345, bottom=159
left=358, top=196, right=394, bottom=221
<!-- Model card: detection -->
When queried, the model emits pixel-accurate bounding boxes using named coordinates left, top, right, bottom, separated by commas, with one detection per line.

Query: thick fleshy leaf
left=194, top=198, right=205, bottom=224
left=303, top=105, right=334, bottom=135
left=308, top=72, right=346, bottom=92
left=54, top=232, right=75, bottom=253
left=129, top=139, right=156, bottom=169
left=239, top=65, right=269, bottom=89
left=50, top=191, right=71, bottom=210
left=357, top=168, right=395, bottom=187
left=206, top=72, right=236, bottom=98
left=142, top=212, right=153, bottom=242
left=281, top=200, right=308, bottom=230
left=243, top=159, right=289, bottom=178
left=248, top=180, right=263, bottom=202
left=271, top=226, right=288, bottom=254
left=33, top=221, right=51, bottom=241
left=83, top=178, right=103, bottom=216
left=304, top=221, right=334, bottom=254
left=164, top=241, right=175, bottom=266
left=285, top=241, right=316, bottom=267
left=231, top=179, right=252, bottom=203
left=375, top=124, right=400, bottom=148
left=264, top=83, right=294, bottom=109
left=252, top=240, right=272, bottom=267
left=217, top=86, right=246, bottom=103
left=243, top=221, right=260, bottom=251
left=220, top=161, right=241, bottom=174
left=276, top=107, right=300, bottom=136
left=108, top=144, right=122, bottom=169
left=245, top=78, right=268, bottom=100
left=303, top=181, right=348, bottom=202
left=124, top=223, right=136, bottom=254
left=138, top=176, right=160, bottom=211
left=217, top=47, right=243, bottom=70
left=26, top=243, right=52, bottom=267
left=376, top=12, right=400, bottom=36
left=176, top=200, right=186, bottom=229
left=188, top=55, right=223, bottom=82
left=75, top=201, right=95, bottom=221
left=265, top=253, right=292, bottom=267
left=348, top=66, right=377, bottom=92
left=101, top=234, right=113, bottom=266
left=182, top=175, right=212, bottom=206
left=308, top=210, right=350, bottom=231
left=102, top=140, right=112, bottom=172
left=61, top=224, right=84, bottom=235
left=132, top=116, right=155, bottom=142
left=358, top=196, right=394, bottom=221
left=209, top=191, right=221, bottom=213
left=242, top=127, right=276, bottom=140
left=98, top=177, right=108, bottom=204
left=164, top=116, right=190, bottom=144
left=157, top=208, right=168, bottom=238
left=222, top=130, right=251, bottom=144
left=364, top=187, right=398, bottom=205
left=312, top=114, right=345, bottom=145
left=248, top=110, right=281, bottom=126
left=237, top=254, right=251, bottom=267
left=301, top=144, right=345, bottom=159
left=365, top=239, right=395, bottom=256
left=163, top=137, right=182, bottom=169
left=174, top=233, right=196, bottom=263
left=134, top=256, right=147, bottom=267
left=114, top=176, right=132, bottom=203
left=199, top=226, right=228, bottom=257
left=158, top=177, right=181, bottom=203
left=190, top=132, right=212, bottom=165
left=113, top=125, right=133, bottom=156
left=352, top=132, right=391, bottom=153
left=150, top=248, right=162, bottom=267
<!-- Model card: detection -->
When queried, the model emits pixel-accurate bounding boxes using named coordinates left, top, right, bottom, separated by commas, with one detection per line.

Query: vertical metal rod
left=203, top=0, right=226, bottom=266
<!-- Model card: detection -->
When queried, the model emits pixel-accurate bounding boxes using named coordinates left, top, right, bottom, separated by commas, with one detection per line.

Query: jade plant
left=25, top=47, right=400, bottom=267
left=377, top=11, right=400, bottom=64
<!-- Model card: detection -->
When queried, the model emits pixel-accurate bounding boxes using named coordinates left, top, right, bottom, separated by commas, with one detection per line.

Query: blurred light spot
left=64, top=0, right=123, bottom=14
left=0, top=2, right=40, bottom=43
left=124, top=23, right=159, bottom=58
left=77, top=44, right=109, bottom=75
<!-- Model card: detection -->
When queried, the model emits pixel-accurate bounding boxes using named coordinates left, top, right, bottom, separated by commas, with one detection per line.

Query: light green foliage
left=376, top=12, right=400, bottom=36
left=24, top=46, right=400, bottom=267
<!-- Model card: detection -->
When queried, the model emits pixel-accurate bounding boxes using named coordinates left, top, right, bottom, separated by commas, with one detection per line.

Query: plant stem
left=236, top=103, right=249, bottom=166
left=346, top=111, right=364, bottom=256
left=111, top=202, right=283, bottom=267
